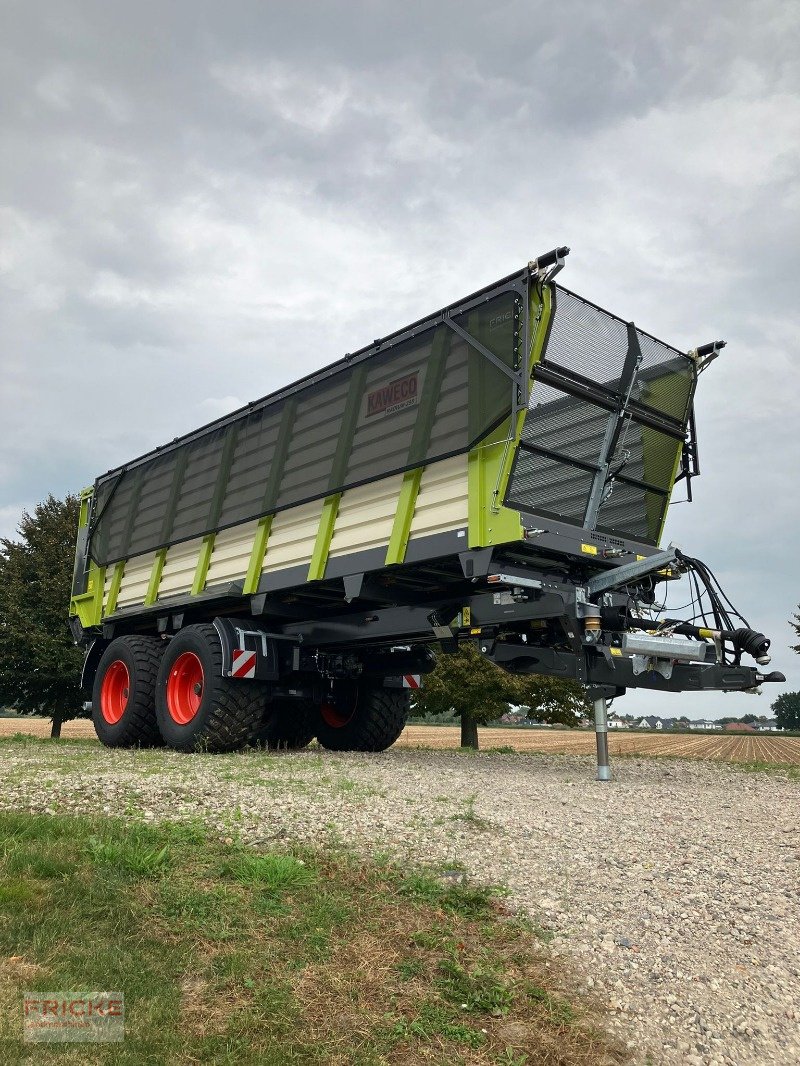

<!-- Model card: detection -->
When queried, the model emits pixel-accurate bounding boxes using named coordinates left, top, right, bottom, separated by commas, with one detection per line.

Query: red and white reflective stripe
left=402, top=674, right=421, bottom=689
left=231, top=649, right=257, bottom=679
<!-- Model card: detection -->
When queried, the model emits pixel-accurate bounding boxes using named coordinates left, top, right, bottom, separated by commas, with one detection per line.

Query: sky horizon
left=2, top=1, right=798, bottom=719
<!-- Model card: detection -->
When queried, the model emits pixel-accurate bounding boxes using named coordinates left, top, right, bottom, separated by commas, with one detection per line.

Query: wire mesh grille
left=506, top=284, right=695, bottom=544
left=507, top=450, right=593, bottom=525
left=542, top=288, right=630, bottom=389
left=523, top=381, right=611, bottom=466
left=632, top=333, right=695, bottom=423
left=596, top=481, right=667, bottom=544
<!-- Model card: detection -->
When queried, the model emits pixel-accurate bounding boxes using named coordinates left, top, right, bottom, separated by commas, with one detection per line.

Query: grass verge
left=0, top=812, right=624, bottom=1065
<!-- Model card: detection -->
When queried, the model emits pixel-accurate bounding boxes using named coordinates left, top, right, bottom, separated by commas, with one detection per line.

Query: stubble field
left=399, top=726, right=800, bottom=764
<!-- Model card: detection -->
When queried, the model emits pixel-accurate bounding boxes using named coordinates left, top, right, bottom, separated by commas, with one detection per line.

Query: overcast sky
left=2, top=0, right=798, bottom=718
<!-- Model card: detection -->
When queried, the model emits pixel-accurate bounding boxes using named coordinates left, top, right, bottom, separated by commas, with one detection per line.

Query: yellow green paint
left=191, top=534, right=215, bottom=596
left=385, top=467, right=424, bottom=565
left=467, top=282, right=553, bottom=549
left=639, top=371, right=690, bottom=545
left=144, top=548, right=167, bottom=606
left=70, top=562, right=106, bottom=628
left=70, top=488, right=106, bottom=628
left=243, top=515, right=273, bottom=595
left=105, top=560, right=126, bottom=616
left=308, top=495, right=341, bottom=581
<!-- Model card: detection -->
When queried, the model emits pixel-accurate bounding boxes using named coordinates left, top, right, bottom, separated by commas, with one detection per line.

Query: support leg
left=594, top=696, right=611, bottom=782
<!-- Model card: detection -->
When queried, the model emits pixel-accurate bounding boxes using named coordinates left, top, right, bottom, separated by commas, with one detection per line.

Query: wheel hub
left=99, top=660, right=130, bottom=725
left=166, top=652, right=205, bottom=725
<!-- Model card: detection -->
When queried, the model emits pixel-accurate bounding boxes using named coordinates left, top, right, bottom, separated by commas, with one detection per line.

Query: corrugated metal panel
left=328, top=475, right=404, bottom=558
left=115, top=552, right=157, bottom=609
left=263, top=502, right=324, bottom=574
left=409, top=456, right=468, bottom=539
left=103, top=567, right=115, bottom=608
left=205, top=521, right=260, bottom=587
left=158, top=538, right=202, bottom=599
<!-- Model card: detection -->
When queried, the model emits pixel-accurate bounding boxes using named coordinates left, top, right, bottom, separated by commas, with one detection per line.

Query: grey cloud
left=1, top=0, right=798, bottom=713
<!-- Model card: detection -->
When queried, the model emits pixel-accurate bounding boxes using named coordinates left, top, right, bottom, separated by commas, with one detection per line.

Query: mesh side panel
left=506, top=285, right=696, bottom=545
left=216, top=407, right=285, bottom=527
left=544, top=288, right=629, bottom=389
left=596, top=481, right=667, bottom=544
left=634, top=333, right=695, bottom=422
left=611, top=419, right=682, bottom=494
left=523, top=381, right=612, bottom=466
left=170, top=427, right=228, bottom=542
left=506, top=450, right=593, bottom=524
left=90, top=291, right=517, bottom=566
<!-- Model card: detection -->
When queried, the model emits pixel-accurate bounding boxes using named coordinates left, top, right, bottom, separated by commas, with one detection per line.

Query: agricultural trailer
left=70, top=248, right=784, bottom=778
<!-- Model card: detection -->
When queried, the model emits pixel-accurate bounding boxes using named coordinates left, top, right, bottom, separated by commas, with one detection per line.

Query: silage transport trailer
left=70, top=248, right=783, bottom=777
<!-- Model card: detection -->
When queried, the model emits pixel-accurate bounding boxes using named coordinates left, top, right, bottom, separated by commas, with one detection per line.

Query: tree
left=772, top=692, right=800, bottom=732
left=410, top=643, right=590, bottom=749
left=0, top=495, right=85, bottom=737
left=514, top=673, right=592, bottom=729
left=791, top=607, right=800, bottom=654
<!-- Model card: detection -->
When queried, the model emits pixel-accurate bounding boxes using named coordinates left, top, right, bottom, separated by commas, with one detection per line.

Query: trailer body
left=70, top=251, right=781, bottom=756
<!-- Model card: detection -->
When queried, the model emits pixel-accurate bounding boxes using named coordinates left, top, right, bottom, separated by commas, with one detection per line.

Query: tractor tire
left=155, top=624, right=269, bottom=753
left=251, top=699, right=316, bottom=750
left=315, top=684, right=409, bottom=752
left=92, top=636, right=164, bottom=748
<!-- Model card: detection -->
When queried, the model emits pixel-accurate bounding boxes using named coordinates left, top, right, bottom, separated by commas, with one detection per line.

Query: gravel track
left=1, top=741, right=798, bottom=1065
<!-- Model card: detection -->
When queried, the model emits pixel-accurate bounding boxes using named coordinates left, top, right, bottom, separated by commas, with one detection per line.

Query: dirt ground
left=3, top=716, right=799, bottom=764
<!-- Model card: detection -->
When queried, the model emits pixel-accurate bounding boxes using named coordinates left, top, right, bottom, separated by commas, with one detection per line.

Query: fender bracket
left=213, top=618, right=282, bottom=681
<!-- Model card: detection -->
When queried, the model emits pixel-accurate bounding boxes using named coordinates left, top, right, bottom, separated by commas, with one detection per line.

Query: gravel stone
left=1, top=743, right=799, bottom=1065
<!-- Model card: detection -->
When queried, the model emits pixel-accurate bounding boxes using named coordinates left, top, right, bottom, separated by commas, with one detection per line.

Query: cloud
left=1, top=0, right=798, bottom=714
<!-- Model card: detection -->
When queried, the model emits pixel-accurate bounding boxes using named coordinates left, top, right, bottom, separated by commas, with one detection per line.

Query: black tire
left=155, top=624, right=269, bottom=753
left=251, top=699, right=316, bottom=750
left=92, top=636, right=164, bottom=748
left=315, top=684, right=409, bottom=752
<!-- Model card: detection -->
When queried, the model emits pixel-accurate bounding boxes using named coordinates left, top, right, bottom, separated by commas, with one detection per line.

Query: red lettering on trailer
left=231, top=650, right=257, bottom=678
left=366, top=372, right=418, bottom=417
left=402, top=674, right=421, bottom=689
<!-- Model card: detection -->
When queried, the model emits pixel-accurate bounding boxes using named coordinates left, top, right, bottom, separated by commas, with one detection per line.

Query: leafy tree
left=772, top=691, right=800, bottom=731
left=411, top=643, right=590, bottom=749
left=791, top=607, right=800, bottom=654
left=0, top=495, right=85, bottom=737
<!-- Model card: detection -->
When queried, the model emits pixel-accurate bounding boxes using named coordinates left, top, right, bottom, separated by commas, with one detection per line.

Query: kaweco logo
left=366, top=372, right=419, bottom=417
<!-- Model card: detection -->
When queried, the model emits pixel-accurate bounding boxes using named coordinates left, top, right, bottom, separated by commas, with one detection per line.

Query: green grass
left=727, top=759, right=800, bottom=779
left=0, top=811, right=623, bottom=1066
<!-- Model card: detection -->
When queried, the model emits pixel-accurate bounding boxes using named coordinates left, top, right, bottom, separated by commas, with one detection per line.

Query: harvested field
left=398, top=726, right=800, bottom=764
left=2, top=717, right=799, bottom=765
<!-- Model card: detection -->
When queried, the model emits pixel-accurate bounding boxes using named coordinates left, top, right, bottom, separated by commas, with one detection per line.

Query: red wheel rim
left=166, top=652, right=204, bottom=725
left=100, top=660, right=130, bottom=725
left=320, top=700, right=355, bottom=729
